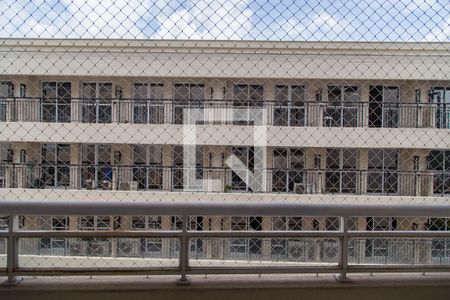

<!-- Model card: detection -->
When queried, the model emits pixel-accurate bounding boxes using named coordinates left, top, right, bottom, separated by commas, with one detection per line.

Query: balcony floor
left=2, top=273, right=450, bottom=300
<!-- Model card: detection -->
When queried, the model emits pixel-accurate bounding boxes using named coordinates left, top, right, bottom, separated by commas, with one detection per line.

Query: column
left=71, top=79, right=80, bottom=123
left=70, top=144, right=80, bottom=189
left=359, top=149, right=369, bottom=194
left=161, top=216, right=172, bottom=259
left=304, top=148, right=325, bottom=194
left=261, top=217, right=272, bottom=260
left=360, top=83, right=370, bottom=127
left=163, top=79, right=173, bottom=124
left=265, top=80, right=274, bottom=126
left=11, top=143, right=28, bottom=188
left=162, top=145, right=172, bottom=190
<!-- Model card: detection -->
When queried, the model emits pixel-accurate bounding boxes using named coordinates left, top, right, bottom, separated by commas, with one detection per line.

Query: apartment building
left=0, top=40, right=449, bottom=264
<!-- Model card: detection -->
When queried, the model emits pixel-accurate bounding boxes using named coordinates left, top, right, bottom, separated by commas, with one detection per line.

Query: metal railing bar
left=348, top=265, right=450, bottom=273
left=3, top=230, right=450, bottom=239
left=186, top=266, right=341, bottom=275
left=1, top=230, right=183, bottom=238
left=2, top=201, right=450, bottom=217
left=10, top=268, right=182, bottom=276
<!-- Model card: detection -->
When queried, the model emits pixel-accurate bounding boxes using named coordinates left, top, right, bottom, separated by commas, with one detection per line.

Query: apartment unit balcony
left=0, top=97, right=447, bottom=129
left=0, top=163, right=442, bottom=197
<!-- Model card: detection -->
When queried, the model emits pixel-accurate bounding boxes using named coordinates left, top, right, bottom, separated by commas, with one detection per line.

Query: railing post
left=335, top=216, right=351, bottom=282
left=3, top=215, right=22, bottom=286
left=178, top=215, right=190, bottom=285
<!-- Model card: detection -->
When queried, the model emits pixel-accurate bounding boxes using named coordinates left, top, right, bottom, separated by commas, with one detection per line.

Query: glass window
left=174, top=83, right=205, bottom=101
left=0, top=81, right=14, bottom=97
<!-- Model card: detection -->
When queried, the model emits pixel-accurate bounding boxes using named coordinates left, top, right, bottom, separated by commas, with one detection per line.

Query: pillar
left=70, top=144, right=80, bottom=189
left=162, top=145, right=172, bottom=190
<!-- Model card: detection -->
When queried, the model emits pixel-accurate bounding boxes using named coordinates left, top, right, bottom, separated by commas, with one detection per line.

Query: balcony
left=0, top=163, right=442, bottom=197
left=0, top=98, right=447, bottom=129
left=1, top=201, right=450, bottom=287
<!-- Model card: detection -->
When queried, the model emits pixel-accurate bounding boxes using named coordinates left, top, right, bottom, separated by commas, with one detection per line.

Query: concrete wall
left=1, top=39, right=449, bottom=80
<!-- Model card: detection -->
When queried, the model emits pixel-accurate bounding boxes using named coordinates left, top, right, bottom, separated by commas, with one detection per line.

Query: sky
left=0, top=0, right=448, bottom=41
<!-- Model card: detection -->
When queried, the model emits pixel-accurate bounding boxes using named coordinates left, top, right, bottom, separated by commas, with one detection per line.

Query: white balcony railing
left=0, top=98, right=445, bottom=128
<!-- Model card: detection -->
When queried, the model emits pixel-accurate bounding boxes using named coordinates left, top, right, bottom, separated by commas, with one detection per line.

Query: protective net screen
left=0, top=0, right=449, bottom=275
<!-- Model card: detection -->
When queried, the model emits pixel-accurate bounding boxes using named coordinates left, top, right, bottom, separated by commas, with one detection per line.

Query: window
left=325, top=149, right=358, bottom=193
left=230, top=146, right=254, bottom=191
left=174, top=83, right=205, bottom=101
left=133, top=83, right=164, bottom=124
left=173, top=83, right=205, bottom=124
left=365, top=217, right=398, bottom=259
left=81, top=82, right=113, bottom=123
left=0, top=217, right=8, bottom=230
left=233, top=84, right=264, bottom=105
left=81, top=144, right=112, bottom=189
left=429, top=87, right=450, bottom=129
left=19, top=84, right=26, bottom=98
left=369, top=86, right=400, bottom=128
left=233, top=84, right=264, bottom=125
left=131, top=216, right=162, bottom=230
left=0, top=144, right=10, bottom=188
left=133, top=145, right=163, bottom=190
left=0, top=81, right=14, bottom=97
left=79, top=216, right=111, bottom=230
left=171, top=145, right=204, bottom=190
left=325, top=217, right=339, bottom=231
left=271, top=216, right=303, bottom=257
left=0, top=81, right=13, bottom=122
left=428, top=218, right=450, bottom=262
left=274, top=85, right=305, bottom=126
left=168, top=216, right=204, bottom=256
left=272, top=148, right=304, bottom=192
left=39, top=216, right=69, bottom=253
left=324, top=86, right=359, bottom=127
left=367, top=149, right=399, bottom=194
left=428, top=150, right=450, bottom=195
left=230, top=216, right=262, bottom=257
left=40, top=144, right=70, bottom=188
left=42, top=82, right=72, bottom=123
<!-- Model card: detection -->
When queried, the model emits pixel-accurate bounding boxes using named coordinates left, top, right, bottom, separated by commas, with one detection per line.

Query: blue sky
left=0, top=0, right=448, bottom=41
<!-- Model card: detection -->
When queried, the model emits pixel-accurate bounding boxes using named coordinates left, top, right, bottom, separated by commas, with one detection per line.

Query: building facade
left=0, top=40, right=449, bottom=264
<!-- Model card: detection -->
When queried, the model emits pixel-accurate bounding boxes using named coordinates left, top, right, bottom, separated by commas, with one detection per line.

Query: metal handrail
left=1, top=200, right=450, bottom=216
left=0, top=163, right=440, bottom=196
left=1, top=201, right=450, bottom=285
left=0, top=97, right=444, bottom=128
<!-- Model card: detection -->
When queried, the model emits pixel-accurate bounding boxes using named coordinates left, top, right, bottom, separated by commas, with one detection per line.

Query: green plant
left=224, top=184, right=232, bottom=193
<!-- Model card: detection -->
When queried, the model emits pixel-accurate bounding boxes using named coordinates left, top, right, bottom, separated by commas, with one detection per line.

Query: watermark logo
left=182, top=107, right=267, bottom=192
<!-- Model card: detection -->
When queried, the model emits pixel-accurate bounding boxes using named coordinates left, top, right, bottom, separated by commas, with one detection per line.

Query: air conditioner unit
left=100, top=180, right=112, bottom=190
left=90, top=240, right=111, bottom=256
left=287, top=240, right=305, bottom=259
left=293, top=182, right=305, bottom=194
left=321, top=240, right=338, bottom=261
left=84, top=179, right=95, bottom=190
left=70, top=240, right=88, bottom=256
left=119, top=181, right=139, bottom=190
left=118, top=240, right=140, bottom=257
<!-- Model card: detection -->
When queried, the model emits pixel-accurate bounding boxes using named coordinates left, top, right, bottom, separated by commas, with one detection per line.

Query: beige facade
left=0, top=39, right=449, bottom=263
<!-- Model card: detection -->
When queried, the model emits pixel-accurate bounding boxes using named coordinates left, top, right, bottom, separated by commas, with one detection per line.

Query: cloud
left=275, top=12, right=353, bottom=41
left=0, top=0, right=448, bottom=41
left=154, top=0, right=253, bottom=39
left=423, top=16, right=450, bottom=41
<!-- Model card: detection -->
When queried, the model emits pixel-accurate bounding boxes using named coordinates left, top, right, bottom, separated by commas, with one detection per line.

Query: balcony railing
left=1, top=201, right=450, bottom=285
left=0, top=98, right=446, bottom=128
left=0, top=163, right=441, bottom=196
